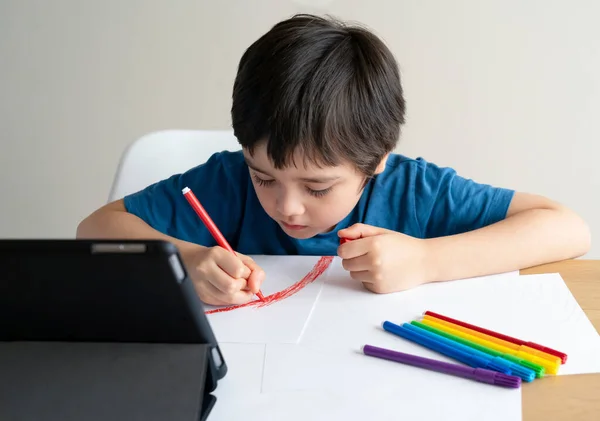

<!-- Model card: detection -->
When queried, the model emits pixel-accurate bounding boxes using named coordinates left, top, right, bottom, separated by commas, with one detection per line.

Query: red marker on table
left=182, top=186, right=265, bottom=301
left=424, top=310, right=567, bottom=364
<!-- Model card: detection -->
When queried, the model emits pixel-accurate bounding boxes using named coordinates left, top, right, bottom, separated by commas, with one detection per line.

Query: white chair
left=108, top=129, right=241, bottom=202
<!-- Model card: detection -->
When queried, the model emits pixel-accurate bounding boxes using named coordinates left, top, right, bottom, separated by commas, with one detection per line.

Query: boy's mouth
left=280, top=221, right=308, bottom=231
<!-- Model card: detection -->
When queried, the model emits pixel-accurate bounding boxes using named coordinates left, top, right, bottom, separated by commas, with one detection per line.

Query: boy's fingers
left=348, top=270, right=374, bottom=284
left=235, top=252, right=253, bottom=261
left=198, top=290, right=227, bottom=306
left=362, top=282, right=387, bottom=294
left=240, top=257, right=264, bottom=277
left=239, top=265, right=251, bottom=279
left=215, top=249, right=251, bottom=279
left=209, top=263, right=249, bottom=295
left=337, top=238, right=371, bottom=260
left=237, top=253, right=258, bottom=269
left=246, top=266, right=266, bottom=294
left=341, top=254, right=372, bottom=272
left=202, top=280, right=253, bottom=305
left=224, top=289, right=254, bottom=305
left=237, top=253, right=266, bottom=293
left=338, top=223, right=390, bottom=240
left=196, top=280, right=229, bottom=306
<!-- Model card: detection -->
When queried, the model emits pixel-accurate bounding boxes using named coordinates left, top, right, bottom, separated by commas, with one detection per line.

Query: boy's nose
left=276, top=192, right=304, bottom=217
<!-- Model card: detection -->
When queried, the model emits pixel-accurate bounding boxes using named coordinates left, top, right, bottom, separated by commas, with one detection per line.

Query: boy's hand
left=337, top=223, right=432, bottom=293
left=182, top=245, right=265, bottom=306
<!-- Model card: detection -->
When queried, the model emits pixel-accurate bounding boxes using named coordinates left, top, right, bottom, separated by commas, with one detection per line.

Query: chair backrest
left=108, top=129, right=241, bottom=202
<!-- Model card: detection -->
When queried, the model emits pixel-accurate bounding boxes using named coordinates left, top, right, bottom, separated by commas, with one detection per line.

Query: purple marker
left=363, top=344, right=521, bottom=388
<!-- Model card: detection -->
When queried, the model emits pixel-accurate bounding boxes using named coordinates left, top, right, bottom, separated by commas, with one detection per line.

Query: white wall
left=1, top=0, right=598, bottom=257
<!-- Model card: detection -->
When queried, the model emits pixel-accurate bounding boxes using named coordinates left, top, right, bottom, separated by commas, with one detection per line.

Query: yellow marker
left=421, top=316, right=560, bottom=375
left=421, top=315, right=561, bottom=364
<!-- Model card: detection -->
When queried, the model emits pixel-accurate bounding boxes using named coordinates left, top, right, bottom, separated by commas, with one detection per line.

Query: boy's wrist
left=421, top=237, right=445, bottom=284
left=177, top=243, right=208, bottom=268
left=421, top=234, right=486, bottom=284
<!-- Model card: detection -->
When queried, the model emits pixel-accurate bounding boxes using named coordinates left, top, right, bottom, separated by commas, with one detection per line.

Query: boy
left=77, top=14, right=591, bottom=306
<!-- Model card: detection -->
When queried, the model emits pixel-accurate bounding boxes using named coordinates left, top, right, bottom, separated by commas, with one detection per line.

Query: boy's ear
left=373, top=153, right=390, bottom=174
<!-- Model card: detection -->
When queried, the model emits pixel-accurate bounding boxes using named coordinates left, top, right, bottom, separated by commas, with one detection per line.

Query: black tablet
left=0, top=239, right=227, bottom=399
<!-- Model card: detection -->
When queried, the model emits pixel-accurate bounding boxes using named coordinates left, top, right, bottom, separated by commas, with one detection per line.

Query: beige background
left=1, top=0, right=598, bottom=258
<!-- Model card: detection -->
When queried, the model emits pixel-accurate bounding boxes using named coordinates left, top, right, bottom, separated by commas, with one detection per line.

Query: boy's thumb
left=338, top=223, right=389, bottom=240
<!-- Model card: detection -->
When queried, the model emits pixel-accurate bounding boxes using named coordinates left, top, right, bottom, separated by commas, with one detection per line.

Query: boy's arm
left=77, top=199, right=265, bottom=304
left=76, top=199, right=201, bottom=257
left=77, top=151, right=246, bottom=256
left=425, top=192, right=591, bottom=282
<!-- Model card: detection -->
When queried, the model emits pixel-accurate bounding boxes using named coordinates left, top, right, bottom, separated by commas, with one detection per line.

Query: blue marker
left=383, top=321, right=517, bottom=377
left=401, top=323, right=535, bottom=382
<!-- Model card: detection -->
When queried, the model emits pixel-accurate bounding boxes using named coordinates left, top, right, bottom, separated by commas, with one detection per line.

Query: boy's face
left=243, top=143, right=385, bottom=239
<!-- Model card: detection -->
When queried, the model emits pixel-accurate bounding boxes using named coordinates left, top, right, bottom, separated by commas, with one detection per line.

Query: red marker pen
left=182, top=187, right=265, bottom=301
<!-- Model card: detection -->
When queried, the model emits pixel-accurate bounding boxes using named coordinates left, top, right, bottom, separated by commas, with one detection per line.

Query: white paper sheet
left=263, top=341, right=519, bottom=391
left=204, top=255, right=332, bottom=344
left=212, top=343, right=265, bottom=401
left=297, top=259, right=600, bottom=375
left=297, top=259, right=516, bottom=351
left=209, top=257, right=600, bottom=421
left=211, top=343, right=520, bottom=421
left=258, top=262, right=524, bottom=420
left=511, top=273, right=600, bottom=375
left=209, top=388, right=520, bottom=421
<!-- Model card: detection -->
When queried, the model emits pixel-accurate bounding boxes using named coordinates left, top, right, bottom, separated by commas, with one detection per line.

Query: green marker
left=411, top=320, right=545, bottom=378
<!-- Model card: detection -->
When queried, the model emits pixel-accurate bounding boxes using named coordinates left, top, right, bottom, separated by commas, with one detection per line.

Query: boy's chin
left=282, top=228, right=317, bottom=240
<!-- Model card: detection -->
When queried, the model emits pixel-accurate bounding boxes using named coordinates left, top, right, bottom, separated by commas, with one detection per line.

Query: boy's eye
left=252, top=173, right=331, bottom=197
left=307, top=186, right=332, bottom=198
left=252, top=174, right=275, bottom=187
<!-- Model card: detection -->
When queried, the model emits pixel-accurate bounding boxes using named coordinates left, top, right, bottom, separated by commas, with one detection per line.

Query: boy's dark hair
left=231, top=14, right=406, bottom=177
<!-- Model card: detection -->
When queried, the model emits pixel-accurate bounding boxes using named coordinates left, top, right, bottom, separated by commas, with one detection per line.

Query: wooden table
left=520, top=260, right=600, bottom=420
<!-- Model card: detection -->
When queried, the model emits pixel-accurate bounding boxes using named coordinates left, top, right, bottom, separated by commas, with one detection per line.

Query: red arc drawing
left=205, top=256, right=334, bottom=314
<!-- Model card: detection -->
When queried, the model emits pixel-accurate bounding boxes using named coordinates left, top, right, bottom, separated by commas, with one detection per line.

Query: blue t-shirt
left=123, top=151, right=514, bottom=256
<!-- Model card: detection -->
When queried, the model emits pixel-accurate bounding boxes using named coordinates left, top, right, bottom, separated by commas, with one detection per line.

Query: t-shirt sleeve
left=122, top=151, right=246, bottom=246
left=413, top=160, right=515, bottom=238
